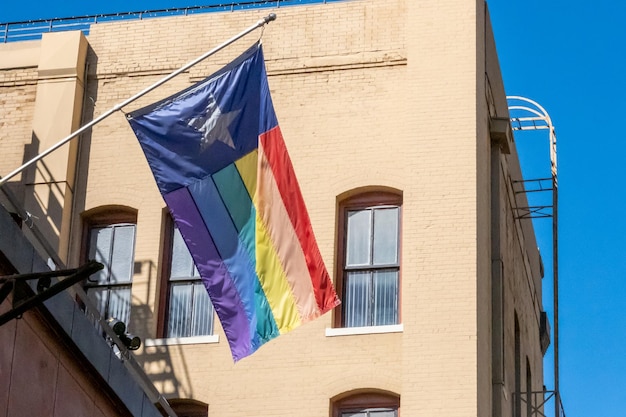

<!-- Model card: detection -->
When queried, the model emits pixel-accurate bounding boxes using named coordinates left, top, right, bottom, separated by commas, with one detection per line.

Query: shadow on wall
left=4, top=44, right=101, bottom=262
left=19, top=132, right=63, bottom=252
left=70, top=44, right=98, bottom=260
left=132, top=302, right=197, bottom=400
left=131, top=303, right=178, bottom=398
left=130, top=260, right=194, bottom=400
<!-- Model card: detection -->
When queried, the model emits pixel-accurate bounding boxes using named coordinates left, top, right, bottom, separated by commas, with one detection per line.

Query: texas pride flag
left=127, top=43, right=340, bottom=361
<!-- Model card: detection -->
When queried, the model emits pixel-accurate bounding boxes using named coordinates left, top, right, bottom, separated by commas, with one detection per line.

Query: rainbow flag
left=127, top=43, right=340, bottom=361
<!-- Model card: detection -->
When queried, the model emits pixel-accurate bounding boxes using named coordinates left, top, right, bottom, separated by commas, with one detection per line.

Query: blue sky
left=0, top=1, right=202, bottom=21
left=490, top=1, right=625, bottom=416
left=1, top=1, right=622, bottom=416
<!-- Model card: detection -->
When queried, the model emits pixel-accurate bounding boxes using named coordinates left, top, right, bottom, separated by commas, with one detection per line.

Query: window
left=161, top=218, right=214, bottom=338
left=332, top=390, right=399, bottom=417
left=83, top=208, right=137, bottom=327
left=337, top=191, right=401, bottom=328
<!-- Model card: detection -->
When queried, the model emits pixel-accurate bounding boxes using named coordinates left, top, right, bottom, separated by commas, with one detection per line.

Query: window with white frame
left=84, top=215, right=136, bottom=327
left=337, top=191, right=401, bottom=328
left=164, top=222, right=214, bottom=338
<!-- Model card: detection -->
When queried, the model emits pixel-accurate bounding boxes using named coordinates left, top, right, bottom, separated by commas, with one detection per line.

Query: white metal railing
left=0, top=0, right=338, bottom=43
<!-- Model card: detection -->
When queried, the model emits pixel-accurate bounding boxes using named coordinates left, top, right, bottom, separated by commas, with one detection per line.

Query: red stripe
left=259, top=126, right=340, bottom=314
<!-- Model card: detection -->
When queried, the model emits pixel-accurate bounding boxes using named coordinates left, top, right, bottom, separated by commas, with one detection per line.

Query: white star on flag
left=187, top=95, right=240, bottom=152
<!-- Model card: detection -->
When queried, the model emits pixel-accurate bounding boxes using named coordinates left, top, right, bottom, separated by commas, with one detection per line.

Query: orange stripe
left=259, top=126, right=340, bottom=316
left=257, top=140, right=321, bottom=321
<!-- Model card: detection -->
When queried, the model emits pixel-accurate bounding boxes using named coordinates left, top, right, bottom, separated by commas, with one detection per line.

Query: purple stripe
left=188, top=176, right=267, bottom=348
left=164, top=186, right=252, bottom=360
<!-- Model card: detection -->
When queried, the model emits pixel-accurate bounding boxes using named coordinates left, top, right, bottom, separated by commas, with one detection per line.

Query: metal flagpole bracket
left=0, top=13, right=277, bottom=188
left=264, top=13, right=277, bottom=24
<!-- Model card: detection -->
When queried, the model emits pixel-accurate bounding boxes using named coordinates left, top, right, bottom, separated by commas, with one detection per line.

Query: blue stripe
left=188, top=176, right=278, bottom=343
left=163, top=187, right=253, bottom=359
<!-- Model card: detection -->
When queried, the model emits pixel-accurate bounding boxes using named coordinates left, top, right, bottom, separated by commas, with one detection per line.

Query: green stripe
left=213, top=161, right=278, bottom=341
left=213, top=163, right=254, bottom=233
left=213, top=161, right=256, bottom=280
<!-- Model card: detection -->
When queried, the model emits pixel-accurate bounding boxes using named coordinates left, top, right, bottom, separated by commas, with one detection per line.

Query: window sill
left=144, top=335, right=219, bottom=347
left=325, top=324, right=403, bottom=337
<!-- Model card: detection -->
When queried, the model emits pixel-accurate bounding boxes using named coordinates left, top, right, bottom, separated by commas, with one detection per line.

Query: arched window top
left=337, top=186, right=403, bottom=207
left=157, top=398, right=208, bottom=417
left=331, top=389, right=400, bottom=417
left=82, top=205, right=137, bottom=226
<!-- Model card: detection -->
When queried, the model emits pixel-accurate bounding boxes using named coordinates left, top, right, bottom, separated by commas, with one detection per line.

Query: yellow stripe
left=254, top=145, right=305, bottom=333
left=237, top=148, right=302, bottom=332
left=256, top=143, right=320, bottom=321
left=235, top=150, right=258, bottom=198
left=255, top=217, right=302, bottom=333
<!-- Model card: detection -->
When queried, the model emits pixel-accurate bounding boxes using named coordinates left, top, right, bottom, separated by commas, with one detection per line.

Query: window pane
left=373, top=270, right=399, bottom=326
left=110, top=225, right=135, bottom=283
left=168, top=281, right=213, bottom=337
left=171, top=227, right=197, bottom=279
left=346, top=210, right=371, bottom=266
left=168, top=283, right=193, bottom=338
left=191, top=281, right=213, bottom=336
left=86, top=285, right=131, bottom=325
left=344, top=271, right=370, bottom=327
left=88, top=227, right=112, bottom=284
left=108, top=286, right=132, bottom=325
left=342, top=413, right=366, bottom=417
left=86, top=286, right=108, bottom=325
left=373, top=207, right=399, bottom=265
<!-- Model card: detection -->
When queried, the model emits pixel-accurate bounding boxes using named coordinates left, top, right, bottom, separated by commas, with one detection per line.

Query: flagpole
left=0, top=13, right=276, bottom=188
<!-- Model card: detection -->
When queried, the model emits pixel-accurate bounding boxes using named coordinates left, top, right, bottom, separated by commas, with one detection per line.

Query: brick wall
left=0, top=67, right=38, bottom=189
left=0, top=1, right=547, bottom=416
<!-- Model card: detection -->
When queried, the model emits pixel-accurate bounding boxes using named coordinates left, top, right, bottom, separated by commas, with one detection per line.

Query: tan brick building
left=0, top=1, right=550, bottom=416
